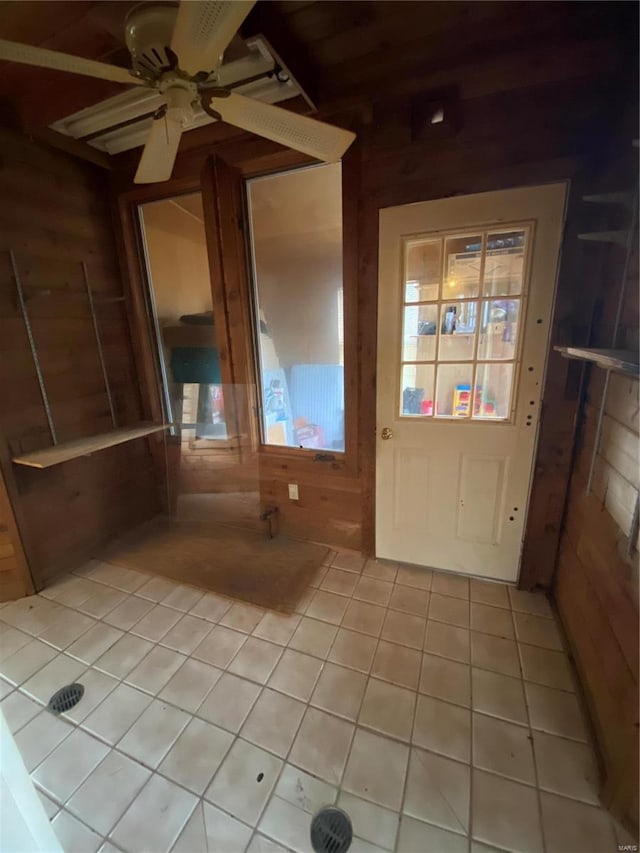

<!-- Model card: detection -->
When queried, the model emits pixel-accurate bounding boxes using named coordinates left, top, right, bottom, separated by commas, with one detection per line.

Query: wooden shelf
left=583, top=192, right=634, bottom=207
left=12, top=423, right=168, bottom=469
left=577, top=230, right=629, bottom=246
left=555, top=346, right=639, bottom=377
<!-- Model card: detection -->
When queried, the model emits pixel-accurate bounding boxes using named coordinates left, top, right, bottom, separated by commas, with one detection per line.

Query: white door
left=376, top=184, right=567, bottom=581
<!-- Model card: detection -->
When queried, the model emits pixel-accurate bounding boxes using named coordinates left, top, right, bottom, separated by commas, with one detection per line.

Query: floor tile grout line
left=385, top=571, right=435, bottom=851
left=193, top=797, right=208, bottom=853
left=246, top=670, right=331, bottom=843
left=339, top=598, right=392, bottom=821
left=53, top=723, right=263, bottom=852
left=37, top=710, right=604, bottom=853
left=219, top=634, right=339, bottom=848
left=2, top=637, right=581, bottom=752
left=5, top=560, right=606, bottom=853
left=198, top=583, right=337, bottom=834
left=341, top=562, right=415, bottom=747
left=42, top=748, right=155, bottom=850
left=415, top=583, right=471, bottom=848
left=3, top=610, right=584, bottom=768
left=512, top=596, right=548, bottom=853
left=392, top=571, right=431, bottom=853
left=4, top=581, right=561, bottom=665
left=115, top=745, right=249, bottom=846
left=27, top=604, right=107, bottom=654
left=260, top=561, right=397, bottom=847
left=16, top=645, right=549, bottom=799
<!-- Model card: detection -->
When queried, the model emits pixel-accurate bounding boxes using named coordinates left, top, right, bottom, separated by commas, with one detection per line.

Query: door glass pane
left=246, top=163, right=345, bottom=452
left=438, top=301, right=477, bottom=361
left=435, top=363, right=474, bottom=417
left=473, top=363, right=514, bottom=419
left=483, top=230, right=527, bottom=296
left=402, top=304, right=437, bottom=361
left=398, top=223, right=528, bottom=423
left=400, top=364, right=435, bottom=416
left=444, top=234, right=482, bottom=299
left=478, top=299, right=520, bottom=360
left=405, top=240, right=441, bottom=302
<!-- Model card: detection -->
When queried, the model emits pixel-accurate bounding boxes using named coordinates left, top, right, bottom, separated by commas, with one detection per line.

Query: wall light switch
left=288, top=484, right=299, bottom=501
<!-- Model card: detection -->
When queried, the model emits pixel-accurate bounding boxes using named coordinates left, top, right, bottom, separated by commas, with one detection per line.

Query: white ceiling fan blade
left=212, top=93, right=356, bottom=163
left=134, top=116, right=183, bottom=184
left=171, top=1, right=256, bottom=77
left=0, top=38, right=144, bottom=86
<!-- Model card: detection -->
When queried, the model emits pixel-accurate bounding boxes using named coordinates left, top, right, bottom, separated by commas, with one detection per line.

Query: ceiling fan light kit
left=0, top=1, right=355, bottom=183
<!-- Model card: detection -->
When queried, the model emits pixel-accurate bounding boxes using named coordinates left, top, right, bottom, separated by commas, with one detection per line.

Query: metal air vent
left=310, top=806, right=353, bottom=853
left=47, top=683, right=84, bottom=715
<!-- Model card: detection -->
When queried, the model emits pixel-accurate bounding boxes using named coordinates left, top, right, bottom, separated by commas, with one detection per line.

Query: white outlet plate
left=288, top=484, right=299, bottom=500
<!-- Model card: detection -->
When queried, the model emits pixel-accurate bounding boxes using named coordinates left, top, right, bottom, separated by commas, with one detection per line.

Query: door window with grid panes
left=400, top=227, right=529, bottom=420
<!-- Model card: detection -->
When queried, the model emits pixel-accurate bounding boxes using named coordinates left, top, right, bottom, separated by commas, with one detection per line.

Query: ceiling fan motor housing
left=163, top=82, right=197, bottom=124
left=125, top=3, right=179, bottom=77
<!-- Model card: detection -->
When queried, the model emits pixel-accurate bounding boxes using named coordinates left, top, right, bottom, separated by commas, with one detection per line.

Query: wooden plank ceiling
left=0, top=1, right=635, bottom=134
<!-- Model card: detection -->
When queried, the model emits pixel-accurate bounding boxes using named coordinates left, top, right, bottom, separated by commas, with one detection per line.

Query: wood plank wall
left=357, top=66, right=638, bottom=567
left=556, top=382, right=639, bottom=833
left=112, top=4, right=637, bottom=568
left=554, top=136, right=639, bottom=832
left=0, top=128, right=160, bottom=597
left=0, top=467, right=33, bottom=600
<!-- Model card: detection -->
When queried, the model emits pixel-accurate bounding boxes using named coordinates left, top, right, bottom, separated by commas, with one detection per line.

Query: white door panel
left=392, top=448, right=432, bottom=531
left=376, top=184, right=567, bottom=581
left=456, top=454, right=509, bottom=545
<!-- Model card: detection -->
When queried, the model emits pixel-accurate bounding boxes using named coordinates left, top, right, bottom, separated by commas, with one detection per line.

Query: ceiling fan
left=0, top=1, right=356, bottom=183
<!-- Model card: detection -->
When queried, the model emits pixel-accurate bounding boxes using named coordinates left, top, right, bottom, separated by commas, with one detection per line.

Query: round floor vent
left=310, top=806, right=353, bottom=853
left=47, top=683, right=84, bottom=715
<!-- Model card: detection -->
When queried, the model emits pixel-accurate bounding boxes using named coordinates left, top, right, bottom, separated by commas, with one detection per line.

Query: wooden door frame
left=112, top=140, right=361, bottom=511
left=358, top=158, right=596, bottom=582
left=113, top=160, right=255, bottom=439
left=373, top=185, right=568, bottom=579
left=242, top=146, right=361, bottom=479
left=114, top=173, right=205, bottom=432
left=113, top=140, right=601, bottom=586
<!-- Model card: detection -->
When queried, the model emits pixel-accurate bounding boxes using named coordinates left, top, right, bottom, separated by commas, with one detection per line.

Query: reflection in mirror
left=405, top=240, right=441, bottom=302
left=403, top=304, right=438, bottom=361
left=438, top=301, right=477, bottom=361
left=478, top=299, right=520, bottom=360
left=139, top=193, right=223, bottom=437
left=444, top=234, right=482, bottom=299
left=398, top=226, right=528, bottom=423
left=400, top=364, right=435, bottom=416
left=474, top=362, right=514, bottom=419
left=436, top=363, right=474, bottom=417
left=247, top=163, right=345, bottom=452
left=484, top=231, right=527, bottom=296
left=138, top=193, right=259, bottom=529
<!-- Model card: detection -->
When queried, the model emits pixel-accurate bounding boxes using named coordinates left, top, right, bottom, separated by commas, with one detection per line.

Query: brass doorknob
left=381, top=427, right=393, bottom=440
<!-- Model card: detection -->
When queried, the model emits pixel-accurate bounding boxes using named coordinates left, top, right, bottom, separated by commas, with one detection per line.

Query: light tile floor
left=0, top=553, right=631, bottom=853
